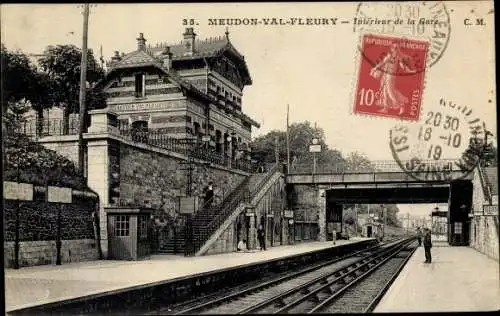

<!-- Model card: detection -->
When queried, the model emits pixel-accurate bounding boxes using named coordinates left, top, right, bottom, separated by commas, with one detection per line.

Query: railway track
left=157, top=238, right=414, bottom=315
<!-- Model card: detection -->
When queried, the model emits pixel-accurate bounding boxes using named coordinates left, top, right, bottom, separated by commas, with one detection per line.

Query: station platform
left=5, top=238, right=371, bottom=312
left=374, top=245, right=500, bottom=312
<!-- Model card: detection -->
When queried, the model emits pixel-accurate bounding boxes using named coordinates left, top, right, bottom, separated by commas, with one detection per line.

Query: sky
left=2, top=2, right=495, bottom=217
left=2, top=2, right=495, bottom=162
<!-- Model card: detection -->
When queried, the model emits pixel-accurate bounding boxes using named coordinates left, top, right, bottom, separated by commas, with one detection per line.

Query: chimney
left=108, top=51, right=122, bottom=68
left=111, top=51, right=122, bottom=62
left=161, top=46, right=173, bottom=71
left=137, top=33, right=147, bottom=50
left=183, top=27, right=196, bottom=55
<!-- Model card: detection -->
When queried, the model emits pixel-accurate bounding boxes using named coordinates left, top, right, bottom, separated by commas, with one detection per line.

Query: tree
left=38, top=45, right=106, bottom=134
left=344, top=151, right=374, bottom=172
left=1, top=45, right=55, bottom=133
left=458, top=130, right=497, bottom=169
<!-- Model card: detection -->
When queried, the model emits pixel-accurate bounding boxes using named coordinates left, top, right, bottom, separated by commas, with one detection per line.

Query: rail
left=18, top=118, right=79, bottom=138
left=249, top=162, right=282, bottom=198
left=289, top=159, right=467, bottom=175
left=118, top=127, right=257, bottom=173
left=190, top=176, right=252, bottom=255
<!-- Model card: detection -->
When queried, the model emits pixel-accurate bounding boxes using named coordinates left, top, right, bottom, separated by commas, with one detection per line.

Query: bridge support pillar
left=318, top=188, right=326, bottom=241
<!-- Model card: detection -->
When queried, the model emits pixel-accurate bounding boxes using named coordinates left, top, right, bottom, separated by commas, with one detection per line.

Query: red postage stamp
left=353, top=34, right=430, bottom=121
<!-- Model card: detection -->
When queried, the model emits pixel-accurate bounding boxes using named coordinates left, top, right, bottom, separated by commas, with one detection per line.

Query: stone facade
left=118, top=142, right=247, bottom=220
left=3, top=196, right=99, bottom=268
left=287, top=184, right=322, bottom=240
left=470, top=168, right=499, bottom=260
left=4, top=239, right=99, bottom=268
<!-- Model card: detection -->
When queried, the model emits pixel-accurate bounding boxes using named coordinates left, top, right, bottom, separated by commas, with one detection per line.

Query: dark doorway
left=367, top=226, right=372, bottom=238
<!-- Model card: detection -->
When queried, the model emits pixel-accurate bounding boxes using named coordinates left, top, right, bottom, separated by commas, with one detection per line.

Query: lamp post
left=309, top=137, right=321, bottom=184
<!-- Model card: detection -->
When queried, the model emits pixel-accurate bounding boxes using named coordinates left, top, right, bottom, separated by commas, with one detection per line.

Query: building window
left=139, top=216, right=148, bottom=239
left=115, top=215, right=130, bottom=237
left=135, top=73, right=145, bottom=97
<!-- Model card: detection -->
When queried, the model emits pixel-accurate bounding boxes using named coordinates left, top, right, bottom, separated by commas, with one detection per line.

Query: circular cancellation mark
left=354, top=2, right=451, bottom=70
left=389, top=98, right=490, bottom=182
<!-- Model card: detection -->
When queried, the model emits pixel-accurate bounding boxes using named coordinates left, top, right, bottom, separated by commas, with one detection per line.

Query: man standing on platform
left=417, top=227, right=422, bottom=246
left=257, top=224, right=266, bottom=250
left=423, top=228, right=432, bottom=263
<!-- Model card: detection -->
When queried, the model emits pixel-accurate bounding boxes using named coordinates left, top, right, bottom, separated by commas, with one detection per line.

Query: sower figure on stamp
left=369, top=44, right=417, bottom=115
left=423, top=228, right=432, bottom=263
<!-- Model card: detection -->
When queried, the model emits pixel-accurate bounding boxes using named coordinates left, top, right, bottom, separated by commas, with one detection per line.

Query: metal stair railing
left=191, top=177, right=251, bottom=254
left=249, top=162, right=282, bottom=198
left=191, top=162, right=283, bottom=254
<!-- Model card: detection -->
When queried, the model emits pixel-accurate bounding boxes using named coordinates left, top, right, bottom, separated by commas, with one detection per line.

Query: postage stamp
left=353, top=33, right=429, bottom=121
left=389, top=97, right=490, bottom=181
left=353, top=1, right=451, bottom=68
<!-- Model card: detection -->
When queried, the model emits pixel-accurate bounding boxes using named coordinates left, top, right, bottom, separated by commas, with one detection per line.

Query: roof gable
left=113, top=50, right=159, bottom=69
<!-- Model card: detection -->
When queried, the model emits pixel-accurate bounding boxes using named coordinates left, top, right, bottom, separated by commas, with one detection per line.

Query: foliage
left=1, top=45, right=57, bottom=133
left=250, top=121, right=348, bottom=170
left=343, top=204, right=402, bottom=228
left=344, top=152, right=374, bottom=172
left=3, top=133, right=86, bottom=189
left=38, top=45, right=107, bottom=133
left=458, top=130, right=497, bottom=169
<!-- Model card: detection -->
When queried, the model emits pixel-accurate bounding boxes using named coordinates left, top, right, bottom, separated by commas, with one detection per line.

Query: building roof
left=483, top=167, right=498, bottom=196
left=109, top=30, right=251, bottom=86
left=99, top=55, right=260, bottom=128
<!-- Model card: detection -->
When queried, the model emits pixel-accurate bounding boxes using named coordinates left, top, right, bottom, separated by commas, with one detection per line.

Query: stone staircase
left=190, top=163, right=282, bottom=255
left=157, top=164, right=282, bottom=255
left=158, top=229, right=185, bottom=254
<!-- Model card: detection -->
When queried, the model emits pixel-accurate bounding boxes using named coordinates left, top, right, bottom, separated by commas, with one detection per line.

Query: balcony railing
left=118, top=126, right=257, bottom=173
left=289, top=159, right=465, bottom=175
left=18, top=118, right=79, bottom=138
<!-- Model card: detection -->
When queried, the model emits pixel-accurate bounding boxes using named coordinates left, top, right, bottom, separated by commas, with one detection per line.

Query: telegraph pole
left=286, top=104, right=290, bottom=173
left=78, top=3, right=90, bottom=177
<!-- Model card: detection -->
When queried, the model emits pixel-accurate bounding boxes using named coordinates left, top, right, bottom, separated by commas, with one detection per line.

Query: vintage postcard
left=2, top=1, right=498, bottom=315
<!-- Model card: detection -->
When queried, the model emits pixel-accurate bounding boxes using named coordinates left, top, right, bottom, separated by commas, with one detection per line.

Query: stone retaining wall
left=4, top=239, right=99, bottom=267
left=3, top=196, right=99, bottom=268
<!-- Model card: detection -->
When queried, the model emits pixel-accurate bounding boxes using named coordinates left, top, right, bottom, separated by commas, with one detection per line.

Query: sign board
left=179, top=196, right=199, bottom=214
left=266, top=213, right=274, bottom=218
left=309, top=144, right=321, bottom=153
left=3, top=182, right=34, bottom=201
left=48, top=186, right=72, bottom=203
left=246, top=212, right=255, bottom=217
left=483, top=204, right=498, bottom=216
left=283, top=210, right=294, bottom=218
left=492, top=195, right=498, bottom=205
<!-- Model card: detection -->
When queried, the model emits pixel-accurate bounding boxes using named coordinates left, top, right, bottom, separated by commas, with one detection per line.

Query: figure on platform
left=237, top=239, right=247, bottom=252
left=257, top=224, right=266, bottom=250
left=332, top=229, right=337, bottom=245
left=423, top=228, right=432, bottom=263
left=417, top=227, right=423, bottom=246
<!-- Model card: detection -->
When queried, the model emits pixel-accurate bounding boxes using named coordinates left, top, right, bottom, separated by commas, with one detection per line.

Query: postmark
left=389, top=98, right=490, bottom=181
left=353, top=33, right=429, bottom=121
left=354, top=1, right=451, bottom=69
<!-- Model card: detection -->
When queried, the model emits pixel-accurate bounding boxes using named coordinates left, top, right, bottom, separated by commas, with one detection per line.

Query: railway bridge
left=286, top=160, right=474, bottom=246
